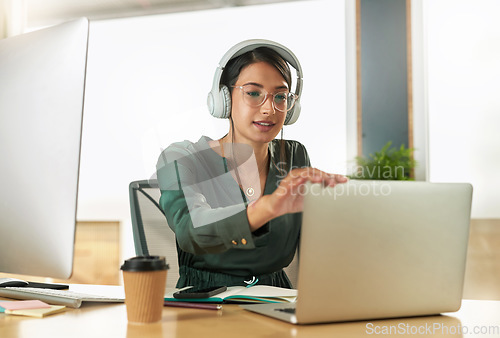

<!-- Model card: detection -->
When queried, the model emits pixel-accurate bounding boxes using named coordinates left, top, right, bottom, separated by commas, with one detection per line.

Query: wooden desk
left=1, top=297, right=500, bottom=338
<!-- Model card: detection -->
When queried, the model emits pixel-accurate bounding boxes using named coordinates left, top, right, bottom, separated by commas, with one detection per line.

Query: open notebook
left=164, top=285, right=297, bottom=304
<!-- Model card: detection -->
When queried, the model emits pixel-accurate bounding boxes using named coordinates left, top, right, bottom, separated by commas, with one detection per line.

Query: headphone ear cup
left=219, top=85, right=232, bottom=119
left=207, top=91, right=217, bottom=117
left=284, top=100, right=301, bottom=125
left=207, top=85, right=232, bottom=118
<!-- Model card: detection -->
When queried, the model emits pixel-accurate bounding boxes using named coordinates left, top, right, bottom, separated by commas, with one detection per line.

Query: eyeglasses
left=232, top=84, right=299, bottom=113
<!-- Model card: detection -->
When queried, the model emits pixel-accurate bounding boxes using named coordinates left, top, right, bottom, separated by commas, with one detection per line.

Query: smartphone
left=173, top=286, right=227, bottom=299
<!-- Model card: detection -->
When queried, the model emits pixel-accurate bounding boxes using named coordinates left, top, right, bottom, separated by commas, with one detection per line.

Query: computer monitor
left=0, top=18, right=89, bottom=279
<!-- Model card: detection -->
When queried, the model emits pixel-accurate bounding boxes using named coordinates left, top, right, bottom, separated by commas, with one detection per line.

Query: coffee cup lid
left=120, top=256, right=169, bottom=272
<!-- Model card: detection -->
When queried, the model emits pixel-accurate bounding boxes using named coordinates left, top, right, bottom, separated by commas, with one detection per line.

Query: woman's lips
left=253, top=120, right=275, bottom=132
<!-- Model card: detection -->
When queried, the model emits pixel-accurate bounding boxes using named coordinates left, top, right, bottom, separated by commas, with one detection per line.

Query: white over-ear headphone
left=207, top=39, right=303, bottom=125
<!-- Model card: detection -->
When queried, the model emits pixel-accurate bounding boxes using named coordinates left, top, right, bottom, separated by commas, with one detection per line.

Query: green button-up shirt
left=156, top=136, right=310, bottom=287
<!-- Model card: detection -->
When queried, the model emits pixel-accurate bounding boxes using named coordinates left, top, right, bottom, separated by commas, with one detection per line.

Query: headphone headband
left=218, top=39, right=303, bottom=75
left=207, top=39, right=303, bottom=125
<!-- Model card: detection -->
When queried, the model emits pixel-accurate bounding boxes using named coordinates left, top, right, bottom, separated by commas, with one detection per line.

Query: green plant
left=350, top=141, right=417, bottom=180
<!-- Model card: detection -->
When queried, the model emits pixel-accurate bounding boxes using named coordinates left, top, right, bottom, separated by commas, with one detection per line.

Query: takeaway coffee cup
left=121, top=256, right=169, bottom=324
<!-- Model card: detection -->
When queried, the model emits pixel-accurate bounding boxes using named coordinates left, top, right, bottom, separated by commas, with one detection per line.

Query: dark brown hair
left=221, top=47, right=292, bottom=93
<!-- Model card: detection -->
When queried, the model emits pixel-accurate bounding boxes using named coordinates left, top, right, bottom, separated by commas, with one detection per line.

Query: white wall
left=410, top=0, right=429, bottom=182
left=76, top=0, right=346, bottom=259
left=0, top=0, right=26, bottom=38
left=425, top=0, right=500, bottom=218
left=76, top=0, right=499, bottom=232
left=345, top=0, right=358, bottom=171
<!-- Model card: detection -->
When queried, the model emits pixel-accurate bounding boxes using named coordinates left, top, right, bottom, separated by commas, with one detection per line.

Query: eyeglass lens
left=239, top=85, right=296, bottom=112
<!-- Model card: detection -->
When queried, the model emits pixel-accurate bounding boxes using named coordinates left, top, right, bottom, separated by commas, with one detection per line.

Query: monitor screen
left=0, top=18, right=88, bottom=278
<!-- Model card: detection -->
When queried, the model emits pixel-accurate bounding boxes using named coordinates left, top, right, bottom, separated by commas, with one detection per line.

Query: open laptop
left=241, top=180, right=473, bottom=324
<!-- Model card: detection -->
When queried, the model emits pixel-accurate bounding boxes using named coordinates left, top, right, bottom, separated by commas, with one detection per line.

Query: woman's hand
left=247, top=168, right=348, bottom=232
left=270, top=168, right=348, bottom=216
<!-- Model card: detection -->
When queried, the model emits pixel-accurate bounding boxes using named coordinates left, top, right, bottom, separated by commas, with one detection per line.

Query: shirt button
left=241, top=238, right=247, bottom=245
left=231, top=240, right=238, bottom=245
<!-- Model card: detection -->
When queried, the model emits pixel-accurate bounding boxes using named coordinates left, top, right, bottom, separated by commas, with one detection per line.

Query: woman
left=156, top=40, right=347, bottom=289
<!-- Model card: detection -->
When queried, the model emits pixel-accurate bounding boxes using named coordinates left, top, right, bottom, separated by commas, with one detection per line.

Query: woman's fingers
left=269, top=168, right=348, bottom=217
left=326, top=173, right=349, bottom=186
left=275, top=169, right=347, bottom=199
left=287, top=168, right=348, bottom=187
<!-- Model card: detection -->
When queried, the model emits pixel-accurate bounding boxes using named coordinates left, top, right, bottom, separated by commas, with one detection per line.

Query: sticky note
left=5, top=305, right=66, bottom=318
left=0, top=300, right=51, bottom=311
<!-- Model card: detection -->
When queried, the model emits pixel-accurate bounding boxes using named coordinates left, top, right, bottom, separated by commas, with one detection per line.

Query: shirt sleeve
left=156, top=146, right=257, bottom=255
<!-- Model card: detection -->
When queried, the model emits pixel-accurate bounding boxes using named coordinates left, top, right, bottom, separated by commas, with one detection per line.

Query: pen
left=164, top=301, right=222, bottom=311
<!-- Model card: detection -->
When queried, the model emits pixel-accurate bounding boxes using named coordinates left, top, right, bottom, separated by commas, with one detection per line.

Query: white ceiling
left=25, top=0, right=300, bottom=28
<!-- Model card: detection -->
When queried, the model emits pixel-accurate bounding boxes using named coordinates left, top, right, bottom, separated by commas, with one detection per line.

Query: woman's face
left=229, top=61, right=288, bottom=146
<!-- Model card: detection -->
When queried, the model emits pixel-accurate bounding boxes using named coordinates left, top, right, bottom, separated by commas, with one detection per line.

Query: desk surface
left=2, top=294, right=500, bottom=338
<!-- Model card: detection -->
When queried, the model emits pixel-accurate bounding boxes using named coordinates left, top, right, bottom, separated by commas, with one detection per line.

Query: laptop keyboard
left=275, top=307, right=296, bottom=314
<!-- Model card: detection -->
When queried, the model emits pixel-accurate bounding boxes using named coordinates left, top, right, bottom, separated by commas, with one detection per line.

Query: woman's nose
left=261, top=94, right=275, bottom=114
